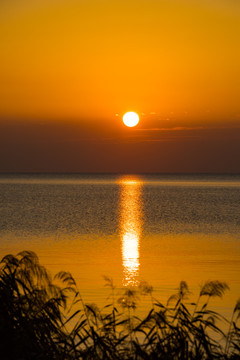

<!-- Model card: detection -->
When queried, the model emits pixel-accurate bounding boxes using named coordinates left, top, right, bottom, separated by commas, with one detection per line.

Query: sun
left=123, top=112, right=139, bottom=127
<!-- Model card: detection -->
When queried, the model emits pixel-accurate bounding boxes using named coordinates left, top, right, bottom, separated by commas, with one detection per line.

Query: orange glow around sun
left=123, top=112, right=139, bottom=127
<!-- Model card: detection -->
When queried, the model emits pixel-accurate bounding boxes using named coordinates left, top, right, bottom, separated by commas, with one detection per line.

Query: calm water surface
left=0, top=173, right=240, bottom=317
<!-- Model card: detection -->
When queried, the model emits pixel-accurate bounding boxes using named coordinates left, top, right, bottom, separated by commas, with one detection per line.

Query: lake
left=0, top=173, right=240, bottom=318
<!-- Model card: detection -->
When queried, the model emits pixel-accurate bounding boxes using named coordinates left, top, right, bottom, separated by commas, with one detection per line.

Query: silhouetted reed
left=1, top=251, right=240, bottom=359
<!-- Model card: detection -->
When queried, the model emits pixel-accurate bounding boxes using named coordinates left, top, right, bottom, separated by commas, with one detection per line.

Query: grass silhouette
left=0, top=251, right=240, bottom=359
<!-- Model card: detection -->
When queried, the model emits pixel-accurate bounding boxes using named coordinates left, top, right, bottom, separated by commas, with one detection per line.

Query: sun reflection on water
left=118, top=176, right=143, bottom=286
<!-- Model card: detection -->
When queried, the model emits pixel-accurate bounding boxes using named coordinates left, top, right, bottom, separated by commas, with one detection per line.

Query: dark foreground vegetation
left=0, top=251, right=240, bottom=359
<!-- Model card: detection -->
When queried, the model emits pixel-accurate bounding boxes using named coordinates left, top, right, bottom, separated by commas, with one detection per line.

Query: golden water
left=0, top=173, right=240, bottom=319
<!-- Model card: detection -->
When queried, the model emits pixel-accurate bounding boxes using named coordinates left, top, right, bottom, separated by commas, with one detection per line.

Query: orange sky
left=0, top=0, right=240, bottom=172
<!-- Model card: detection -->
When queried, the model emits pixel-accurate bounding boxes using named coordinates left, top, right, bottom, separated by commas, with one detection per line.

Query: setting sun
left=123, top=112, right=139, bottom=127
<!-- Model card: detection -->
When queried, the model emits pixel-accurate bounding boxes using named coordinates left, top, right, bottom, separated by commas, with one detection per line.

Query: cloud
left=135, top=126, right=205, bottom=132
left=135, top=125, right=240, bottom=132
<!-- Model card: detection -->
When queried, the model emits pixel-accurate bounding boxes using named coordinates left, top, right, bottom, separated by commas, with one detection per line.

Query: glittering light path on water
left=118, top=176, right=143, bottom=286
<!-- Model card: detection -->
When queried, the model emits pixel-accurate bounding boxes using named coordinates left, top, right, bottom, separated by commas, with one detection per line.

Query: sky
left=0, top=0, right=240, bottom=173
